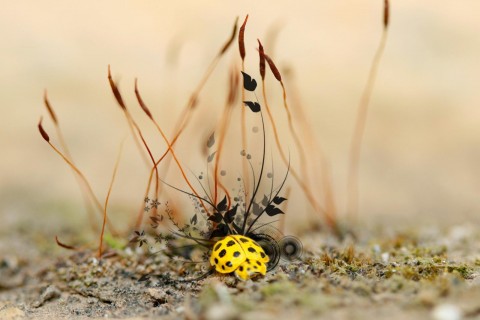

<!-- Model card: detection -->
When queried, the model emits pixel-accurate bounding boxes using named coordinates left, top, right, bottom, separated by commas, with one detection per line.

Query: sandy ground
left=1, top=216, right=480, bottom=320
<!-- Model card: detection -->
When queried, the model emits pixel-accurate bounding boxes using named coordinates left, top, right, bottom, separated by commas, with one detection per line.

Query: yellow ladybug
left=209, top=235, right=269, bottom=280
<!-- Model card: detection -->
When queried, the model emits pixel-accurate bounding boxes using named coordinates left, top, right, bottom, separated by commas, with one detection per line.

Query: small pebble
left=432, top=304, right=462, bottom=320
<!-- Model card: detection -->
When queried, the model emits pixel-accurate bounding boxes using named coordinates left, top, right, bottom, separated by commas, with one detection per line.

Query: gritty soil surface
left=1, top=220, right=480, bottom=320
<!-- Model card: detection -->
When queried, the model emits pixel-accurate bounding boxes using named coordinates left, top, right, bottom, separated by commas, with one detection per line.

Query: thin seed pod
left=258, top=39, right=266, bottom=80
left=107, top=65, right=126, bottom=110
left=239, top=15, right=249, bottom=61
left=227, top=66, right=239, bottom=105
left=220, top=17, right=239, bottom=55
left=264, top=54, right=282, bottom=82
left=384, top=0, right=389, bottom=28
left=134, top=78, right=153, bottom=119
left=38, top=118, right=50, bottom=142
left=43, top=91, right=58, bottom=125
left=108, top=66, right=152, bottom=171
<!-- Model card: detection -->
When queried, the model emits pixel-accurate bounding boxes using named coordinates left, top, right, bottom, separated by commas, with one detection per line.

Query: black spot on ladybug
left=254, top=265, right=258, bottom=269
left=247, top=268, right=251, bottom=271
left=226, top=240, right=235, bottom=247
left=214, top=243, right=222, bottom=251
left=219, top=249, right=227, bottom=258
left=248, top=247, right=257, bottom=253
left=246, top=259, right=250, bottom=263
left=226, top=261, right=233, bottom=268
left=239, top=266, right=244, bottom=271
left=214, top=258, right=219, bottom=264
left=239, top=237, right=249, bottom=243
left=222, top=265, right=226, bottom=270
left=233, top=251, right=241, bottom=258
left=256, top=261, right=261, bottom=266
left=260, top=252, right=266, bottom=258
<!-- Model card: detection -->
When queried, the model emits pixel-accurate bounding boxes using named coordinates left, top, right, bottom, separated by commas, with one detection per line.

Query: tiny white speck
left=432, top=304, right=462, bottom=320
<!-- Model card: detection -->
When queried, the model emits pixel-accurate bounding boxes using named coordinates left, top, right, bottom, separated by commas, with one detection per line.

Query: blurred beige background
left=1, top=0, right=480, bottom=234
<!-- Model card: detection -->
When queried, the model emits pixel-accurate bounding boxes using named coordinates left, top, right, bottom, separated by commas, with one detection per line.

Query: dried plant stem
left=153, top=119, right=209, bottom=213
left=347, top=28, right=388, bottom=218
left=283, top=73, right=336, bottom=221
left=44, top=92, right=98, bottom=233
left=240, top=61, right=250, bottom=208
left=321, top=159, right=337, bottom=222
left=168, top=17, right=238, bottom=148
left=279, top=82, right=311, bottom=193
left=42, top=136, right=119, bottom=235
left=107, top=66, right=150, bottom=169
left=238, top=15, right=250, bottom=211
left=261, top=81, right=336, bottom=229
left=55, top=236, right=77, bottom=250
left=98, top=139, right=124, bottom=258
left=213, top=69, right=237, bottom=205
left=133, top=165, right=156, bottom=230
left=151, top=18, right=239, bottom=216
left=134, top=82, right=210, bottom=219
left=108, top=68, right=161, bottom=231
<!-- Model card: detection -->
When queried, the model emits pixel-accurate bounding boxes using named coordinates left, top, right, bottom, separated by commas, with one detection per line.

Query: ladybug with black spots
left=209, top=235, right=269, bottom=280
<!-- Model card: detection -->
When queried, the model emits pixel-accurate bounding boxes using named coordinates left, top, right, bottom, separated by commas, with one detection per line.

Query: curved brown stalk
left=347, top=0, right=389, bottom=218
left=38, top=118, right=119, bottom=235
left=258, top=47, right=337, bottom=231
left=108, top=67, right=161, bottom=231
left=43, top=91, right=99, bottom=233
left=282, top=69, right=337, bottom=222
left=239, top=15, right=250, bottom=212
left=55, top=236, right=77, bottom=250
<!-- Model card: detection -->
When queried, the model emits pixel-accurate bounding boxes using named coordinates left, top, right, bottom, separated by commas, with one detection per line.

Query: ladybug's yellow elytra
left=209, top=235, right=269, bottom=280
